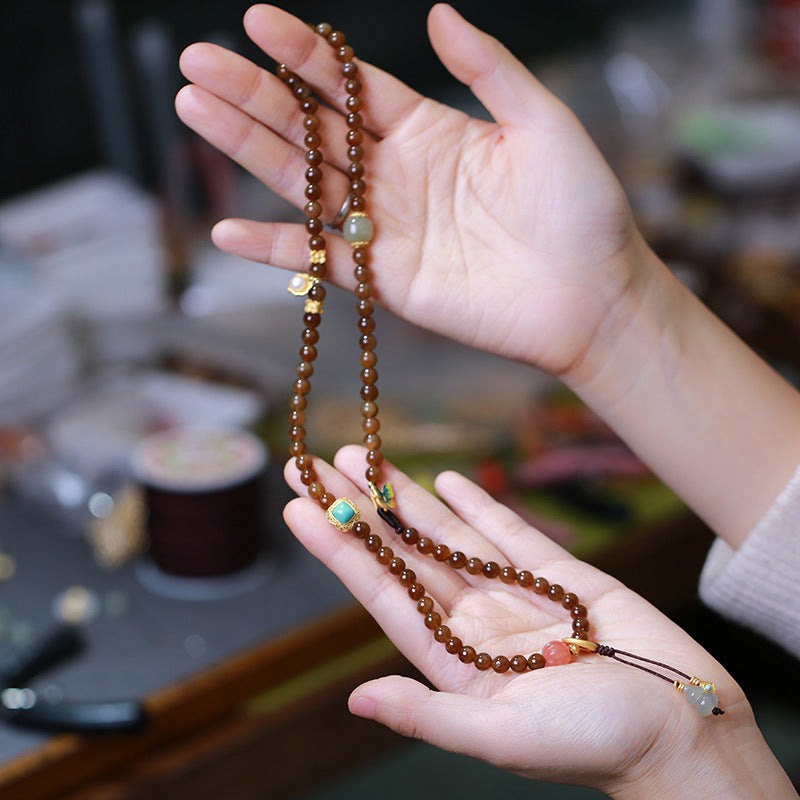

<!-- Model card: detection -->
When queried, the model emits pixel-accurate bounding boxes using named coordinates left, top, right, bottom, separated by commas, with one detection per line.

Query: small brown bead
left=408, top=583, right=425, bottom=600
left=465, top=557, right=484, bottom=575
left=424, top=611, right=441, bottom=630
left=434, top=625, right=451, bottom=643
left=571, top=630, right=589, bottom=640
left=355, top=283, right=372, bottom=300
left=347, top=143, right=364, bottom=161
left=401, top=527, right=419, bottom=545
left=315, top=22, right=333, bottom=37
left=346, top=128, right=363, bottom=145
left=360, top=384, right=378, bottom=402
left=361, top=401, right=378, bottom=417
left=416, top=596, right=433, bottom=614
left=346, top=112, right=363, bottom=129
left=449, top=551, right=467, bottom=569
left=376, top=546, right=393, bottom=565
left=532, top=577, right=549, bottom=594
left=289, top=395, right=307, bottom=411
left=350, top=196, right=367, bottom=213
left=276, top=63, right=292, bottom=81
left=289, top=441, right=307, bottom=457
left=510, top=655, right=528, bottom=673
left=305, top=149, right=322, bottom=166
left=300, top=97, right=318, bottom=115
left=363, top=433, right=381, bottom=451
left=547, top=584, right=565, bottom=602
left=527, top=653, right=546, bottom=670
left=482, top=561, right=500, bottom=579
left=320, top=493, right=335, bottom=509
left=308, top=262, right=326, bottom=279
left=445, top=636, right=462, bottom=655
left=337, top=44, right=354, bottom=62
left=398, top=569, right=416, bottom=587
left=305, top=183, right=322, bottom=200
left=357, top=298, right=374, bottom=316
left=360, top=363, right=378, bottom=384
left=354, top=264, right=370, bottom=283
left=303, top=311, right=322, bottom=327
left=365, top=465, right=382, bottom=483
left=308, top=482, right=323, bottom=500
left=562, top=592, right=579, bottom=609
left=305, top=218, right=323, bottom=234
left=341, top=61, right=358, bottom=77
left=294, top=453, right=313, bottom=469
left=350, top=178, right=366, bottom=196
left=303, top=114, right=320, bottom=131
left=570, top=604, right=587, bottom=619
left=357, top=315, right=376, bottom=333
left=328, top=30, right=346, bottom=47
left=304, top=130, right=321, bottom=148
left=352, top=246, right=369, bottom=265
left=307, top=236, right=325, bottom=251
left=416, top=537, right=435, bottom=555
left=288, top=409, right=305, bottom=426
left=362, top=416, right=380, bottom=434
left=299, top=468, right=315, bottom=486
left=347, top=161, right=365, bottom=178
left=304, top=200, right=322, bottom=220
left=352, top=521, right=370, bottom=539
left=500, top=566, right=517, bottom=584
left=289, top=425, right=306, bottom=442
left=366, top=449, right=383, bottom=466
left=517, top=570, right=534, bottom=588
left=345, top=77, right=362, bottom=95
left=492, top=656, right=510, bottom=673
left=572, top=617, right=589, bottom=632
left=296, top=361, right=313, bottom=379
left=345, top=95, right=363, bottom=112
left=474, top=653, right=492, bottom=671
left=458, top=646, right=476, bottom=664
left=433, top=544, right=451, bottom=562
left=388, top=557, right=406, bottom=575
left=301, top=327, right=319, bottom=345
left=300, top=344, right=317, bottom=362
left=294, top=82, right=312, bottom=100
left=294, top=378, right=311, bottom=396
left=305, top=166, right=322, bottom=183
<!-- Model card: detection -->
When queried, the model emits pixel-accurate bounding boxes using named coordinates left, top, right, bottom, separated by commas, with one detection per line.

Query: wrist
left=605, top=703, right=798, bottom=800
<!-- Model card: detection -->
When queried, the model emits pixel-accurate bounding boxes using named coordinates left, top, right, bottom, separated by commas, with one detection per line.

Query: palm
left=176, top=5, right=638, bottom=372
left=284, top=446, right=739, bottom=787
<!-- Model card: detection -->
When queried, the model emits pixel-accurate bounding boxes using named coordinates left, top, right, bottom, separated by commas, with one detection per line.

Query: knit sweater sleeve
left=699, top=465, right=800, bottom=655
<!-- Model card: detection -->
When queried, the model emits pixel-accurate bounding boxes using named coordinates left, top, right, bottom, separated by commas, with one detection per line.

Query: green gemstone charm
left=342, top=213, right=374, bottom=246
left=326, top=497, right=361, bottom=531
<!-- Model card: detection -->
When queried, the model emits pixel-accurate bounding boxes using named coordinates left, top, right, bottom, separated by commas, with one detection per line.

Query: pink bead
left=542, top=640, right=572, bottom=666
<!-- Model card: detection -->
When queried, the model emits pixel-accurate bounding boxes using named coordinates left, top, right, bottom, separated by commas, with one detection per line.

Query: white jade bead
left=682, top=683, right=719, bottom=716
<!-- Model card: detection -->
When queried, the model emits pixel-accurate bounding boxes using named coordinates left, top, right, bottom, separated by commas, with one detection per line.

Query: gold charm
left=288, top=273, right=315, bottom=296
left=326, top=498, right=360, bottom=531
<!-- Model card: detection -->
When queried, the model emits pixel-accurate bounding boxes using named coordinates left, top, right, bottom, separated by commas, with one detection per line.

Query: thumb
left=426, top=3, right=569, bottom=129
left=348, top=675, right=526, bottom=768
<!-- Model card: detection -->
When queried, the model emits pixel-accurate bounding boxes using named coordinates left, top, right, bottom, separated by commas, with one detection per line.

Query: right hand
left=176, top=3, right=653, bottom=378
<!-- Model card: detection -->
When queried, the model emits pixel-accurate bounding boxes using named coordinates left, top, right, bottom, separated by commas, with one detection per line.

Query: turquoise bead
left=331, top=500, right=356, bottom=525
left=343, top=214, right=374, bottom=245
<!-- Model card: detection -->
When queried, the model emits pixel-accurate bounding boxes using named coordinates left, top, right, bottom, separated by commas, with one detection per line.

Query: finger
left=175, top=83, right=350, bottom=218
left=243, top=4, right=426, bottom=138
left=284, top=453, right=469, bottom=622
left=332, top=445, right=512, bottom=582
left=211, top=219, right=355, bottom=280
left=179, top=42, right=361, bottom=172
left=348, top=674, right=568, bottom=769
left=434, top=470, right=618, bottom=604
left=427, top=4, right=574, bottom=130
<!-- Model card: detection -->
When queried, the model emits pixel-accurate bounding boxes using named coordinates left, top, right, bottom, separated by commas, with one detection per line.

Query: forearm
left=564, top=239, right=800, bottom=548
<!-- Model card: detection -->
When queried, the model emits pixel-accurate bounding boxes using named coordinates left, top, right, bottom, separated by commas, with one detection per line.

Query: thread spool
left=132, top=427, right=267, bottom=577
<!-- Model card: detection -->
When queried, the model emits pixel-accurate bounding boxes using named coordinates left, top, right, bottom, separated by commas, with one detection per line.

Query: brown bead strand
left=281, top=24, right=587, bottom=674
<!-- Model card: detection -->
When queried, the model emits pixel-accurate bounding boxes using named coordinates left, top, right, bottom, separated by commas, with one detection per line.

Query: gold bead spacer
left=304, top=299, right=324, bottom=314
left=309, top=249, right=327, bottom=264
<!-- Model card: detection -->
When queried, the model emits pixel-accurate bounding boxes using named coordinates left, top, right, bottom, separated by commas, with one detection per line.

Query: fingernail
left=348, top=692, right=376, bottom=720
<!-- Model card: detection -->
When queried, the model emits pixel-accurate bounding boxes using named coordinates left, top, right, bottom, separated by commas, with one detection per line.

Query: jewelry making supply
left=281, top=24, right=723, bottom=717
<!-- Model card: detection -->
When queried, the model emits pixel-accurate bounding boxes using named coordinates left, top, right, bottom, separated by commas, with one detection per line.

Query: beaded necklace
left=278, top=23, right=723, bottom=718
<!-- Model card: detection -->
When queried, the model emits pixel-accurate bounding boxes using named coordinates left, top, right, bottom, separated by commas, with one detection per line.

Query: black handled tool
left=0, top=625, right=148, bottom=733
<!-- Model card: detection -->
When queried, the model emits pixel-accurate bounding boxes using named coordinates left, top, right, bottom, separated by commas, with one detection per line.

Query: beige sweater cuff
left=699, top=465, right=800, bottom=656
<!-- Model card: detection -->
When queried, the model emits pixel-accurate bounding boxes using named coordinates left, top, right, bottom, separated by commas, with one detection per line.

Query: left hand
left=283, top=446, right=763, bottom=796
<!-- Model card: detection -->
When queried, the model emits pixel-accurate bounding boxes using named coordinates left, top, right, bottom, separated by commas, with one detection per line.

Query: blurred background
left=0, top=1, right=799, bottom=798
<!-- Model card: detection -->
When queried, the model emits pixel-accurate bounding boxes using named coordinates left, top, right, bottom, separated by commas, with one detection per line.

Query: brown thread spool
left=132, top=427, right=267, bottom=577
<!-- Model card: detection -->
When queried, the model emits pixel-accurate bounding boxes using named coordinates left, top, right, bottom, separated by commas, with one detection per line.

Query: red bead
left=541, top=640, right=572, bottom=667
